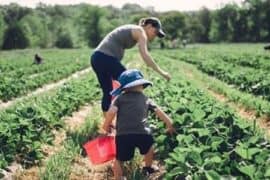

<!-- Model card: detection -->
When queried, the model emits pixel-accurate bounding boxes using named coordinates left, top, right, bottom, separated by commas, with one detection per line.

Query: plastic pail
left=112, top=80, right=120, bottom=89
left=112, top=80, right=121, bottom=100
left=83, top=136, right=116, bottom=165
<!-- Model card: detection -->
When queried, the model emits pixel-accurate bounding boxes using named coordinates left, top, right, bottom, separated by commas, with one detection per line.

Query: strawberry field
left=0, top=49, right=90, bottom=101
left=160, top=44, right=270, bottom=102
left=0, top=44, right=270, bottom=179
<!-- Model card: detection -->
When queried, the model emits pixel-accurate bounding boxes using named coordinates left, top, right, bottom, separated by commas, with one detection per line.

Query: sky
left=0, top=0, right=244, bottom=12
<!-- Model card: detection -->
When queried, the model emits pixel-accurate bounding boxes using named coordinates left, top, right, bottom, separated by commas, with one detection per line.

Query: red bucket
left=112, top=80, right=120, bottom=100
left=112, top=80, right=120, bottom=89
left=83, top=136, right=116, bottom=165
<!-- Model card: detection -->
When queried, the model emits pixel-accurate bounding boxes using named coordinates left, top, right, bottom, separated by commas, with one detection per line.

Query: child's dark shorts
left=116, top=134, right=154, bottom=161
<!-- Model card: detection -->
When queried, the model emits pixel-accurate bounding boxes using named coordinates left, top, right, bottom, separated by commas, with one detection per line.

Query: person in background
left=103, top=69, right=175, bottom=180
left=90, top=17, right=171, bottom=117
left=33, top=53, right=43, bottom=65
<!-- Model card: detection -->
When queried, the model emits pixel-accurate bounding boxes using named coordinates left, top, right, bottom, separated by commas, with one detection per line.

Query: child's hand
left=102, top=123, right=111, bottom=134
left=166, top=125, right=176, bottom=135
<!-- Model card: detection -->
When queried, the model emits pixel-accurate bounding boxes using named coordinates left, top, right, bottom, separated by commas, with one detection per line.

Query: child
left=102, top=69, right=175, bottom=180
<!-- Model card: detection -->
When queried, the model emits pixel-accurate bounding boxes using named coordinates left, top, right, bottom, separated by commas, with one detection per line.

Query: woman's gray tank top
left=95, top=24, right=138, bottom=60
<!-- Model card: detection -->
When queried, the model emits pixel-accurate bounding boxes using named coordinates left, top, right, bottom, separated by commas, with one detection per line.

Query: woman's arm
left=102, top=106, right=117, bottom=133
left=132, top=28, right=171, bottom=81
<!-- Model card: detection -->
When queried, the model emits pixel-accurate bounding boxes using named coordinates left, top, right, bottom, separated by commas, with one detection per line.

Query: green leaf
left=169, top=152, right=185, bottom=162
left=237, top=165, right=255, bottom=179
left=189, top=128, right=210, bottom=137
left=170, top=101, right=181, bottom=109
left=19, top=118, right=30, bottom=126
left=207, top=156, right=222, bottom=163
left=176, top=134, right=193, bottom=145
left=210, top=136, right=224, bottom=150
left=205, top=170, right=221, bottom=180
left=164, top=158, right=176, bottom=165
left=168, top=165, right=187, bottom=177
left=187, top=151, right=202, bottom=165
left=247, top=136, right=260, bottom=145
left=255, top=150, right=268, bottom=164
left=192, top=109, right=206, bottom=121
left=265, top=168, right=270, bottom=177
left=235, top=146, right=261, bottom=160
left=156, top=134, right=166, bottom=144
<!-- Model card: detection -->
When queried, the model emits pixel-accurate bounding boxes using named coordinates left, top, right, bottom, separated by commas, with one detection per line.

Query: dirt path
left=0, top=68, right=91, bottom=110
left=7, top=104, right=93, bottom=180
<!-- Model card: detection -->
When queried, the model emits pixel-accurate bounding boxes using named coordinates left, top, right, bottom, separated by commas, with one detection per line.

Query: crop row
left=192, top=45, right=270, bottom=70
left=0, top=49, right=91, bottom=73
left=156, top=49, right=270, bottom=101
left=0, top=72, right=100, bottom=169
left=144, top=57, right=270, bottom=179
left=0, top=61, right=90, bottom=102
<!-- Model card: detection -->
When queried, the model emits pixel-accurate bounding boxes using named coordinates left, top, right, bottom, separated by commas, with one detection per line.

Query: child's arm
left=102, top=106, right=117, bottom=133
left=154, top=107, right=176, bottom=135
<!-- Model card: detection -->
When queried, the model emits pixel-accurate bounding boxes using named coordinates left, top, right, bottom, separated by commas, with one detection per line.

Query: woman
left=91, top=17, right=171, bottom=115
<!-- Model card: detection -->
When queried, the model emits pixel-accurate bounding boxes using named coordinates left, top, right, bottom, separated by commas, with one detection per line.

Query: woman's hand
left=166, top=124, right=176, bottom=135
left=161, top=71, right=171, bottom=81
left=102, top=106, right=117, bottom=134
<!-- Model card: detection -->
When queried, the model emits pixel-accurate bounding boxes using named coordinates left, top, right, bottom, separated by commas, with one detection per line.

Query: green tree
left=0, top=10, right=6, bottom=47
left=244, top=0, right=266, bottom=41
left=43, top=5, right=71, bottom=47
left=2, top=3, right=31, bottom=25
left=122, top=3, right=144, bottom=13
left=1, top=3, right=31, bottom=49
left=209, top=4, right=239, bottom=42
left=78, top=5, right=106, bottom=47
left=231, top=8, right=248, bottom=42
left=2, top=23, right=29, bottom=49
left=209, top=14, right=220, bottom=42
left=19, top=13, right=47, bottom=47
left=161, top=11, right=186, bottom=40
left=264, top=2, right=270, bottom=41
left=186, top=14, right=204, bottom=42
left=197, top=7, right=211, bottom=42
left=55, top=28, right=73, bottom=48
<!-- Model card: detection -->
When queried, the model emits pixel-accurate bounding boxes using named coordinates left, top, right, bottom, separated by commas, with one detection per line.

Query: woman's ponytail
left=139, top=18, right=146, bottom=26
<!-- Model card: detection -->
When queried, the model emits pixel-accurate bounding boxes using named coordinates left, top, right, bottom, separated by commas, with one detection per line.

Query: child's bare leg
left=113, top=159, right=123, bottom=180
left=144, top=147, right=154, bottom=167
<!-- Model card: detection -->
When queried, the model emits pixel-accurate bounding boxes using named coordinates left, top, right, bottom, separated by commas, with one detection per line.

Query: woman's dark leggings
left=91, top=51, right=126, bottom=111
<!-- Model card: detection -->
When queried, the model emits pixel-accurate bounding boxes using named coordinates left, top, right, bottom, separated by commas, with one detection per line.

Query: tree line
left=0, top=0, right=269, bottom=50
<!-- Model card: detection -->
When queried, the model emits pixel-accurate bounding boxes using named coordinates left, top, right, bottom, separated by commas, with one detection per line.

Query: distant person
left=102, top=69, right=175, bottom=180
left=264, top=44, right=270, bottom=50
left=33, top=54, right=43, bottom=65
left=90, top=17, right=171, bottom=116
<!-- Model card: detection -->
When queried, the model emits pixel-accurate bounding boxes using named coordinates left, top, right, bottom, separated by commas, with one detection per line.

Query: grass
left=40, top=139, right=79, bottom=180
left=39, top=104, right=100, bottom=180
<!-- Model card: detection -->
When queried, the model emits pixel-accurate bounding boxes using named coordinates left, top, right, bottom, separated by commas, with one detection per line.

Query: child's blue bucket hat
left=110, top=69, right=152, bottom=96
